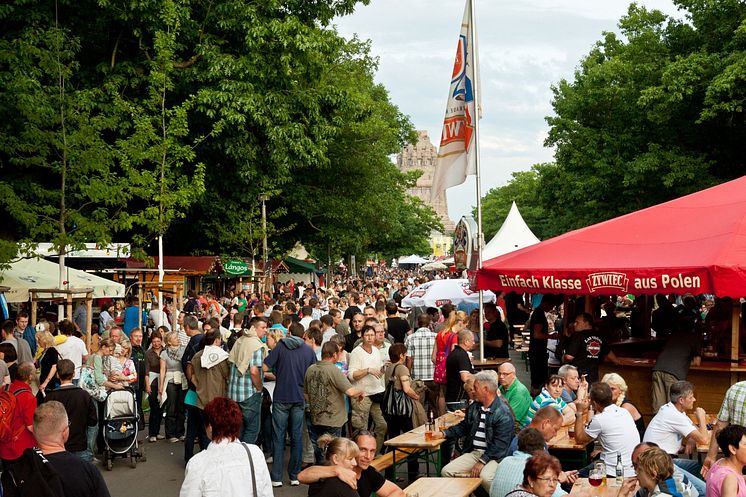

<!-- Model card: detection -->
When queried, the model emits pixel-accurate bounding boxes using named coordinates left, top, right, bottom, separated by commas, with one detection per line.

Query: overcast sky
left=334, top=0, right=681, bottom=224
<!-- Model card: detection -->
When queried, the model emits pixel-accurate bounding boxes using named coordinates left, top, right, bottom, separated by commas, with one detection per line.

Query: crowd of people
left=1, top=272, right=746, bottom=497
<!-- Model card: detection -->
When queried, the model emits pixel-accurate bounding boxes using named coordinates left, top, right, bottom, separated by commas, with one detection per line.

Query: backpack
left=0, top=448, right=65, bottom=497
left=0, top=385, right=31, bottom=443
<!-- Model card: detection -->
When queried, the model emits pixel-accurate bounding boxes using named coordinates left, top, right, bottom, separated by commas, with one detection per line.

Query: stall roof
left=476, top=175, right=746, bottom=297
left=284, top=257, right=317, bottom=274
left=122, top=256, right=219, bottom=274
left=483, top=202, right=540, bottom=260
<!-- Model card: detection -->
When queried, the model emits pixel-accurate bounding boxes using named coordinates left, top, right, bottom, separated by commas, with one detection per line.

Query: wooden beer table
left=569, top=478, right=634, bottom=497
left=403, top=477, right=481, bottom=497
left=472, top=357, right=512, bottom=370
left=548, top=424, right=594, bottom=469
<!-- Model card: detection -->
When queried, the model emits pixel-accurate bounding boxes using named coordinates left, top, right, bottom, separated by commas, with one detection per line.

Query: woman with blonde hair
left=432, top=309, right=468, bottom=415
left=602, top=372, right=645, bottom=439
left=307, top=434, right=360, bottom=497
left=114, top=340, right=138, bottom=387
left=36, top=330, right=60, bottom=401
left=159, top=330, right=186, bottom=442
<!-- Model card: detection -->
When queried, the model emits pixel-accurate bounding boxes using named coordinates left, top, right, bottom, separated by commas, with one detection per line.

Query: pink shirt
left=706, top=460, right=746, bottom=497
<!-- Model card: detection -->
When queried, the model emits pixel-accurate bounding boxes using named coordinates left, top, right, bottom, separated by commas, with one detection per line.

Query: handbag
left=241, top=443, right=259, bottom=497
left=433, top=332, right=456, bottom=385
left=382, top=364, right=413, bottom=417
left=79, top=365, right=107, bottom=402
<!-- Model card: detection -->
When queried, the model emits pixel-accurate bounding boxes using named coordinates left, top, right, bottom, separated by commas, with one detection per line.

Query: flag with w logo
left=431, top=0, right=480, bottom=202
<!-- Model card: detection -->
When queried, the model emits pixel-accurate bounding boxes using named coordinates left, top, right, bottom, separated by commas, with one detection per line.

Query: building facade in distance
left=396, top=130, right=456, bottom=234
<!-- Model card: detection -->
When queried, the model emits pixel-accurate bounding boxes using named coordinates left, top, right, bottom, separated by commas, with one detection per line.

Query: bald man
left=498, top=362, right=532, bottom=422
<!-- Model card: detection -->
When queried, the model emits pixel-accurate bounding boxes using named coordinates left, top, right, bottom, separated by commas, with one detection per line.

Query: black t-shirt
left=505, top=292, right=529, bottom=326
left=484, top=320, right=509, bottom=358
left=565, top=330, right=608, bottom=382
left=39, top=347, right=61, bottom=392
left=356, top=466, right=385, bottom=497
left=45, top=451, right=111, bottom=497
left=445, top=345, right=474, bottom=402
left=308, top=476, right=360, bottom=497
left=343, top=306, right=362, bottom=321
left=385, top=317, right=410, bottom=344
left=344, top=331, right=362, bottom=353
left=528, top=308, right=548, bottom=354
left=44, top=386, right=98, bottom=452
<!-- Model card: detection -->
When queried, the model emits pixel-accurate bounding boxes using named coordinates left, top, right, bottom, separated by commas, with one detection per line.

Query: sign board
left=33, top=242, right=131, bottom=259
left=224, top=260, right=250, bottom=275
left=453, top=216, right=478, bottom=271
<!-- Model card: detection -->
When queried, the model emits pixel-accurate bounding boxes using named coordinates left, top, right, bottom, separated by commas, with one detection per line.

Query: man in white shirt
left=347, top=325, right=387, bottom=454
left=299, top=306, right=314, bottom=330
left=643, top=380, right=708, bottom=478
left=54, top=319, right=89, bottom=385
left=320, top=315, right=338, bottom=345
left=574, top=382, right=640, bottom=477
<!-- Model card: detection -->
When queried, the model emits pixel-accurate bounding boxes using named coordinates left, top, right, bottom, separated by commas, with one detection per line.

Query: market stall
left=475, top=176, right=746, bottom=416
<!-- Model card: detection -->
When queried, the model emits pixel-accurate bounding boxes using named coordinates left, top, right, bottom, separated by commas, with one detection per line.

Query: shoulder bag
left=241, top=443, right=259, bottom=497
left=382, top=364, right=413, bottom=417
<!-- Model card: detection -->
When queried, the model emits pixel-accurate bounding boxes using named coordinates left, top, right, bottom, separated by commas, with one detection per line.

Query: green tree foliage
left=482, top=0, right=745, bottom=239
left=0, top=0, right=436, bottom=265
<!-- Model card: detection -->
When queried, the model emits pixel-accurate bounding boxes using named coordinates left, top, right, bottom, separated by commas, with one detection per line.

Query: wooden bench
left=370, top=447, right=421, bottom=471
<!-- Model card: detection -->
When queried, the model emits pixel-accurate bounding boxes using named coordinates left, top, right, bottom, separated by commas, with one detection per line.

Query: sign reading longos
left=224, top=260, right=250, bottom=276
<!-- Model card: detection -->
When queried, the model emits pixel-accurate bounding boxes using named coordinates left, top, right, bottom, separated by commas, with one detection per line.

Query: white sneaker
left=290, top=480, right=300, bottom=486
left=266, top=456, right=273, bottom=463
left=169, top=437, right=179, bottom=443
left=148, top=436, right=157, bottom=443
left=271, top=482, right=282, bottom=488
left=156, top=434, right=165, bottom=440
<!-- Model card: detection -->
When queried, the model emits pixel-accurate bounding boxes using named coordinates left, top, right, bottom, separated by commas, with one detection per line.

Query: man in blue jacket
left=433, top=370, right=515, bottom=491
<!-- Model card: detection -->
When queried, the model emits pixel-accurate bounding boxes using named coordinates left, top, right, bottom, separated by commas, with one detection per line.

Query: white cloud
left=333, top=0, right=680, bottom=222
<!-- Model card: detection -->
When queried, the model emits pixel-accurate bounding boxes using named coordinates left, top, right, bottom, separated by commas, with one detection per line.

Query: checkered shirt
left=404, top=328, right=436, bottom=381
left=228, top=348, right=264, bottom=403
left=718, top=381, right=746, bottom=425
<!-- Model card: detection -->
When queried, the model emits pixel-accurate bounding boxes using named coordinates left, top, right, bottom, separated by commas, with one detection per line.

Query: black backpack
left=0, top=448, right=65, bottom=497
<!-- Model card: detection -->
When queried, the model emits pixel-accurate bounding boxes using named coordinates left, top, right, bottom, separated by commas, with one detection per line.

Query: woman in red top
left=431, top=310, right=468, bottom=416
left=0, top=362, right=37, bottom=464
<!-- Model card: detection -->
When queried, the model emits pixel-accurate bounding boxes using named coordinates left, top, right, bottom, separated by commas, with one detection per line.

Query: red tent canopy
left=476, top=176, right=746, bottom=298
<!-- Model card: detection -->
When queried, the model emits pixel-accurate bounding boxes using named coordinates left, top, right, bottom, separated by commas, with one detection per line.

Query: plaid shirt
left=404, top=327, right=436, bottom=381
left=228, top=348, right=264, bottom=403
left=718, top=381, right=746, bottom=425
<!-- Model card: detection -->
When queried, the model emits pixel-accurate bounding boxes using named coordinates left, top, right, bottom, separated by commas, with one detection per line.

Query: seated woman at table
left=504, top=452, right=563, bottom=497
left=491, top=428, right=572, bottom=497
left=704, top=425, right=746, bottom=497
left=523, top=375, right=575, bottom=427
left=620, top=447, right=686, bottom=497
left=602, top=372, right=645, bottom=440
left=307, top=434, right=360, bottom=497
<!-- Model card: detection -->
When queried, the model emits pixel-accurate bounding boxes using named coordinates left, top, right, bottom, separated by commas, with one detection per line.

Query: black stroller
left=102, top=388, right=146, bottom=470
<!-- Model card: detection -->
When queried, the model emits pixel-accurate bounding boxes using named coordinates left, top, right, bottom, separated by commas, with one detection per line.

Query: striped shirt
left=523, top=389, right=568, bottom=426
left=473, top=407, right=489, bottom=450
left=228, top=348, right=264, bottom=403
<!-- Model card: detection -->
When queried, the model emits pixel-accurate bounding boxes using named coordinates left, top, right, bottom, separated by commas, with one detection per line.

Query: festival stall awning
left=0, top=258, right=125, bottom=302
left=475, top=176, right=746, bottom=298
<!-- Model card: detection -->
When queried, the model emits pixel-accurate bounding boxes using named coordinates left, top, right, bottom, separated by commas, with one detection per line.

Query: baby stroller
left=102, top=388, right=146, bottom=470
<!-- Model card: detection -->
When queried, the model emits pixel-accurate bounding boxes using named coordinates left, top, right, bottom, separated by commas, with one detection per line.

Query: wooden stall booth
left=475, top=176, right=746, bottom=419
left=29, top=288, right=94, bottom=351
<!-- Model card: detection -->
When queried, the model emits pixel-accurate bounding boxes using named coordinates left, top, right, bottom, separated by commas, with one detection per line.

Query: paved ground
left=101, top=350, right=531, bottom=496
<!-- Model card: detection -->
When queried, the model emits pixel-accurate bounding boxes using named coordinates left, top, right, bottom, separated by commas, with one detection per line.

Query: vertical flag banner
left=431, top=0, right=480, bottom=201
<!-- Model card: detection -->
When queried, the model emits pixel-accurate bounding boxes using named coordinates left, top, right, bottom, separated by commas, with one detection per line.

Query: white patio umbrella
left=401, top=279, right=495, bottom=308
left=421, top=261, right=447, bottom=271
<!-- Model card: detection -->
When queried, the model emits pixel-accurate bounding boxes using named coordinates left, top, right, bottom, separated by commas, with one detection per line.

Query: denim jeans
left=86, top=424, right=98, bottom=460
left=307, top=423, right=342, bottom=464
left=184, top=404, right=209, bottom=463
left=239, top=392, right=263, bottom=444
left=271, top=401, right=305, bottom=482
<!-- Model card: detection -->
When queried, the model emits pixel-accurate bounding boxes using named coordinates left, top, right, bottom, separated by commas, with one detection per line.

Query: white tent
left=398, top=254, right=429, bottom=265
left=0, top=258, right=125, bottom=303
left=482, top=202, right=540, bottom=261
